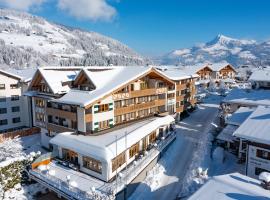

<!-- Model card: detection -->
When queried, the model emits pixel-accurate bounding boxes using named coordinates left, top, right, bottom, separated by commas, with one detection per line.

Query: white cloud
left=0, top=0, right=45, bottom=11
left=57, top=0, right=116, bottom=21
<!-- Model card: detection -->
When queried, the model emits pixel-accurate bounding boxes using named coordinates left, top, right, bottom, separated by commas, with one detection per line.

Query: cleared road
left=129, top=102, right=220, bottom=200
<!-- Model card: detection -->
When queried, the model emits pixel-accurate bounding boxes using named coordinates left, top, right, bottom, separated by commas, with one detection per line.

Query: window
left=150, top=107, right=158, bottom=114
left=83, top=156, right=102, bottom=174
left=35, top=99, right=45, bottom=107
left=176, top=102, right=180, bottom=108
left=97, top=104, right=109, bottom=113
left=167, top=93, right=175, bottom=99
left=149, top=131, right=156, bottom=143
left=0, top=84, right=5, bottom=90
left=36, top=113, right=45, bottom=122
left=0, top=108, right=7, bottom=114
left=255, top=167, right=270, bottom=176
left=176, top=91, right=180, bottom=96
left=11, top=106, right=20, bottom=112
left=99, top=120, right=110, bottom=130
left=0, top=119, right=8, bottom=126
left=115, top=115, right=122, bottom=124
left=0, top=97, right=6, bottom=102
left=112, top=152, right=126, bottom=172
left=11, top=95, right=19, bottom=101
left=129, top=143, right=139, bottom=158
left=140, top=82, right=148, bottom=90
left=115, top=101, right=121, bottom=109
left=10, top=84, right=19, bottom=89
left=256, top=149, right=270, bottom=160
left=12, top=117, right=20, bottom=123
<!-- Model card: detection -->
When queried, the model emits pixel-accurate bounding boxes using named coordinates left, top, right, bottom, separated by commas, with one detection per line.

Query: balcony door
left=63, top=149, right=78, bottom=165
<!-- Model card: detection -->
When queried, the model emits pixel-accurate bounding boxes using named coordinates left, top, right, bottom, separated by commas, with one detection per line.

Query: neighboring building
left=0, top=69, right=35, bottom=133
left=217, top=106, right=254, bottom=157
left=234, top=106, right=270, bottom=179
left=26, top=66, right=197, bottom=183
left=188, top=173, right=270, bottom=200
left=249, top=69, right=270, bottom=89
left=209, top=62, right=236, bottom=81
left=222, top=88, right=270, bottom=113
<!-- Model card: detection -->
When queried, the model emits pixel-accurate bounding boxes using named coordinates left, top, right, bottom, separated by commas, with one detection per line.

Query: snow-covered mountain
left=159, top=34, right=270, bottom=67
left=0, top=9, right=150, bottom=69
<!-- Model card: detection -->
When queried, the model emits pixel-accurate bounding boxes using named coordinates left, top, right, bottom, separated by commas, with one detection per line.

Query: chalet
left=26, top=66, right=198, bottom=184
left=209, top=62, right=236, bottom=81
left=249, top=68, right=270, bottom=89
left=233, top=106, right=270, bottom=179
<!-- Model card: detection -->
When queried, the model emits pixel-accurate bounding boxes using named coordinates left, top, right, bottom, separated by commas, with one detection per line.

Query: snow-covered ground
left=0, top=134, right=46, bottom=166
left=0, top=134, right=48, bottom=200
left=129, top=94, right=244, bottom=200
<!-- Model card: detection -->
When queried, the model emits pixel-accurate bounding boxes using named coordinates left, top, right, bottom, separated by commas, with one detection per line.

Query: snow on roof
left=209, top=62, right=233, bottom=72
left=5, top=68, right=37, bottom=82
left=52, top=66, right=159, bottom=106
left=0, top=69, right=23, bottom=80
left=38, top=67, right=81, bottom=94
left=226, top=107, right=255, bottom=126
left=188, top=173, right=270, bottom=200
left=217, top=124, right=238, bottom=142
left=156, top=67, right=199, bottom=80
left=177, top=63, right=210, bottom=75
left=50, top=115, right=175, bottom=163
left=249, top=69, right=270, bottom=82
left=233, top=106, right=270, bottom=145
left=223, top=89, right=270, bottom=107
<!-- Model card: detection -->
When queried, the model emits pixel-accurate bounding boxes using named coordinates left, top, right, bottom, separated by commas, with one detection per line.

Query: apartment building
left=27, top=66, right=198, bottom=182
left=233, top=106, right=270, bottom=179
left=0, top=69, right=34, bottom=133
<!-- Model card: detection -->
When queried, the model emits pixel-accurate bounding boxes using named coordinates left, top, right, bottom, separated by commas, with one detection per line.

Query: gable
left=28, top=70, right=53, bottom=94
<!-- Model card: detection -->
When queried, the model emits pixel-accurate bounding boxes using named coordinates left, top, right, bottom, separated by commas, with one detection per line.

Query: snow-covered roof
left=52, top=66, right=171, bottom=106
left=0, top=69, right=23, bottom=80
left=4, top=68, right=37, bottom=82
left=189, top=173, right=270, bottom=200
left=233, top=106, right=270, bottom=145
left=50, top=116, right=175, bottom=163
left=156, top=67, right=199, bottom=80
left=36, top=67, right=82, bottom=94
left=226, top=107, right=255, bottom=126
left=249, top=69, right=270, bottom=82
left=217, top=124, right=238, bottom=142
left=223, top=89, right=270, bottom=107
left=177, top=63, right=211, bottom=75
left=209, top=62, right=234, bottom=72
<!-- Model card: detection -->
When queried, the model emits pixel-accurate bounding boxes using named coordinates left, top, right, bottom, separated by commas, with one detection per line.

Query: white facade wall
left=0, top=73, right=30, bottom=132
left=247, top=145, right=270, bottom=179
left=77, top=107, right=86, bottom=132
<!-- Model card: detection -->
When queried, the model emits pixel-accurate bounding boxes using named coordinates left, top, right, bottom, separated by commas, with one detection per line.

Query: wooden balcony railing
left=85, top=114, right=92, bottom=123
left=46, top=107, right=77, bottom=121
left=176, top=105, right=184, bottom=113
left=114, top=99, right=166, bottom=115
left=176, top=84, right=187, bottom=90
left=176, top=95, right=185, bottom=102
left=112, top=87, right=167, bottom=100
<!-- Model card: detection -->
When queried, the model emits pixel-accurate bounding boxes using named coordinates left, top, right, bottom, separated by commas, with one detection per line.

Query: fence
left=0, top=127, right=41, bottom=143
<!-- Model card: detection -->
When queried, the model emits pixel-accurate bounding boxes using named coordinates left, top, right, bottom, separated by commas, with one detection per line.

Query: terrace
left=29, top=131, right=176, bottom=200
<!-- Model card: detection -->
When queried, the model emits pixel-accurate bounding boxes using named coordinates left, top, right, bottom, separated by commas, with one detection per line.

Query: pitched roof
left=177, top=63, right=211, bottom=74
left=233, top=106, right=270, bottom=145
left=156, top=66, right=199, bottom=80
left=188, top=173, right=270, bottom=200
left=4, top=68, right=37, bottom=82
left=226, top=106, right=255, bottom=126
left=52, top=66, right=173, bottom=107
left=50, top=115, right=175, bottom=163
left=249, top=69, right=270, bottom=82
left=209, top=62, right=235, bottom=72
left=0, top=69, right=23, bottom=80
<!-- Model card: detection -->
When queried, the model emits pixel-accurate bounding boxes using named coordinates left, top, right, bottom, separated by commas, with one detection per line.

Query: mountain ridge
left=0, top=9, right=150, bottom=69
left=159, top=34, right=270, bottom=67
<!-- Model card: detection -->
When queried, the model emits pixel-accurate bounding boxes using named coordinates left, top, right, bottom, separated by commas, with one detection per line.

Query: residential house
left=249, top=68, right=270, bottom=89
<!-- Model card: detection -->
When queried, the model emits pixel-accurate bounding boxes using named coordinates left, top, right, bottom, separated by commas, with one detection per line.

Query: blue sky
left=1, top=0, right=270, bottom=56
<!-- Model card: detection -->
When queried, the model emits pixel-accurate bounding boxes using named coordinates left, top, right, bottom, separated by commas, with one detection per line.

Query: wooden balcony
left=176, top=84, right=186, bottom=90
left=176, top=105, right=184, bottom=113
left=115, top=99, right=166, bottom=115
left=85, top=114, right=92, bottom=122
left=112, top=87, right=167, bottom=100
left=47, top=123, right=74, bottom=133
left=176, top=95, right=184, bottom=102
left=46, top=107, right=77, bottom=121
